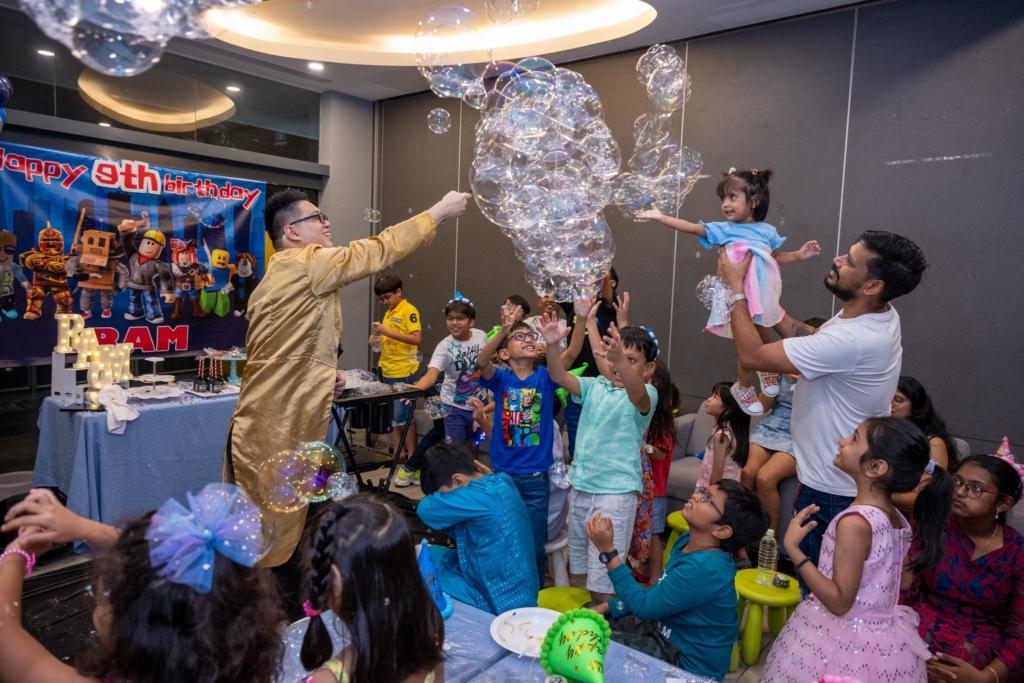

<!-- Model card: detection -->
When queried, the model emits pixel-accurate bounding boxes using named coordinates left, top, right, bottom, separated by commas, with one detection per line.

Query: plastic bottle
left=756, top=529, right=777, bottom=586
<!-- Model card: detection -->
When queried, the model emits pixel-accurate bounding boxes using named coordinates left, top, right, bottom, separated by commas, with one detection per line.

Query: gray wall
left=375, top=0, right=1024, bottom=453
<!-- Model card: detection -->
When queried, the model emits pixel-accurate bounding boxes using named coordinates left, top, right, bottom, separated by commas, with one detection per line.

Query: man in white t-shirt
left=717, top=231, right=927, bottom=571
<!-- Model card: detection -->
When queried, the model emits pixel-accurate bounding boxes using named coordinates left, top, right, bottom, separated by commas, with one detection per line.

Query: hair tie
left=924, top=459, right=937, bottom=475
left=727, top=167, right=737, bottom=174
left=644, top=326, right=660, bottom=358
left=302, top=600, right=323, bottom=618
left=751, top=168, right=758, bottom=175
left=447, top=290, right=473, bottom=308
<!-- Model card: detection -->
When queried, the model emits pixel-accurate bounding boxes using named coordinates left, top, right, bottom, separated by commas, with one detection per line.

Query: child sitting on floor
left=300, top=494, right=445, bottom=683
left=417, top=443, right=539, bottom=614
left=586, top=480, right=770, bottom=681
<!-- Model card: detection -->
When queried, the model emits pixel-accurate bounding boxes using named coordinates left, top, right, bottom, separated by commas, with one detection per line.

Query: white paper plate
left=489, top=607, right=560, bottom=657
left=127, top=385, right=184, bottom=400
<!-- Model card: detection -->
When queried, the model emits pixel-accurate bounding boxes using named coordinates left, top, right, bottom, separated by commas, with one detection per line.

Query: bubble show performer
left=225, top=188, right=471, bottom=567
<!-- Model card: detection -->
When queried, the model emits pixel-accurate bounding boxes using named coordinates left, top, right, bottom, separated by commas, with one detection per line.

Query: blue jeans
left=508, top=471, right=550, bottom=586
left=128, top=288, right=164, bottom=321
left=794, top=483, right=855, bottom=592
left=405, top=419, right=445, bottom=472
left=563, top=398, right=582, bottom=457
left=382, top=373, right=417, bottom=427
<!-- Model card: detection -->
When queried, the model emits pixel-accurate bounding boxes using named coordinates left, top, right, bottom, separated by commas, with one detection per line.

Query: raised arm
left=560, top=296, right=595, bottom=369
left=773, top=240, right=821, bottom=266
left=411, top=367, right=441, bottom=393
left=601, top=324, right=651, bottom=415
left=477, top=304, right=521, bottom=381
left=635, top=204, right=707, bottom=237
left=541, top=313, right=578, bottom=396
left=585, top=304, right=615, bottom=381
left=772, top=313, right=819, bottom=340
left=2, top=488, right=119, bottom=551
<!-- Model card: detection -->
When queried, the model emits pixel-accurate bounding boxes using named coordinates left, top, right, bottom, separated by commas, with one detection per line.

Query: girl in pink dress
left=763, top=417, right=954, bottom=683
left=696, top=381, right=750, bottom=489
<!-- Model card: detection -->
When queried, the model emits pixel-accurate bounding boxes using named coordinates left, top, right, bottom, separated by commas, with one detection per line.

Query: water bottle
left=370, top=335, right=382, bottom=353
left=756, top=529, right=777, bottom=585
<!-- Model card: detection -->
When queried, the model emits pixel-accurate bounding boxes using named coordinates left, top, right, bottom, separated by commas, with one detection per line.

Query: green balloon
left=540, top=608, right=611, bottom=683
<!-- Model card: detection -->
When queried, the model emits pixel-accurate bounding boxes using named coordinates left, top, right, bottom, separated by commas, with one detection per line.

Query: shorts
left=443, top=406, right=482, bottom=445
left=383, top=374, right=417, bottom=426
left=651, top=496, right=668, bottom=535
left=568, top=489, right=637, bottom=594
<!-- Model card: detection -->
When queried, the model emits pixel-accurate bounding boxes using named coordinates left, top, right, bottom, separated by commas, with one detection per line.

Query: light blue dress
left=749, top=374, right=796, bottom=454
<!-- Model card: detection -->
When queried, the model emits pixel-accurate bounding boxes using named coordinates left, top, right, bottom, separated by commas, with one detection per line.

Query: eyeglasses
left=510, top=331, right=538, bottom=342
left=694, top=486, right=731, bottom=525
left=891, top=395, right=908, bottom=406
left=378, top=293, right=395, bottom=303
left=952, top=476, right=999, bottom=499
left=292, top=211, right=328, bottom=226
left=446, top=315, right=469, bottom=323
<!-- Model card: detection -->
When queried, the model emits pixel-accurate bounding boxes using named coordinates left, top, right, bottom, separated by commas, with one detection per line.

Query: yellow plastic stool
left=538, top=586, right=592, bottom=613
left=735, top=569, right=801, bottom=665
left=663, top=510, right=690, bottom=569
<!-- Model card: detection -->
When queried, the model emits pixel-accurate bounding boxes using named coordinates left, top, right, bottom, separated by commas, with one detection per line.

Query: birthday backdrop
left=0, top=142, right=266, bottom=366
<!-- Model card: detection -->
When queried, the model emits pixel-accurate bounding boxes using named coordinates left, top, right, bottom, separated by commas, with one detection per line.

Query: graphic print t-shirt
left=428, top=329, right=489, bottom=411
left=481, top=366, right=558, bottom=474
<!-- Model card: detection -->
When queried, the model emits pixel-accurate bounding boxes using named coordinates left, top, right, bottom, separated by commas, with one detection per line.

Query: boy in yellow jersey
left=371, top=275, right=422, bottom=461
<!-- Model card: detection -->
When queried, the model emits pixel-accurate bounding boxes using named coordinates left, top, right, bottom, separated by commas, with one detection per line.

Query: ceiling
left=3, top=0, right=867, bottom=101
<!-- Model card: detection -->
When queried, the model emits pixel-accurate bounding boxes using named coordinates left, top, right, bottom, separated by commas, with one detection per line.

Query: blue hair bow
left=145, top=483, right=266, bottom=594
left=448, top=290, right=473, bottom=307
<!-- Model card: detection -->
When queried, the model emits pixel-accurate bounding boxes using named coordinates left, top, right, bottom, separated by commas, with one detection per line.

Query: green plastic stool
left=735, top=568, right=801, bottom=665
left=538, top=587, right=592, bottom=614
left=663, top=510, right=690, bottom=569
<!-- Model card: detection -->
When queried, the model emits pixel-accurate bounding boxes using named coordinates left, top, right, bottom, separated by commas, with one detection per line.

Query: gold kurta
left=225, top=211, right=436, bottom=566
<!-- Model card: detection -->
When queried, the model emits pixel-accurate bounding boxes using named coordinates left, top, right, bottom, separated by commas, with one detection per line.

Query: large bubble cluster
left=614, top=44, right=703, bottom=221
left=470, top=57, right=619, bottom=299
left=414, top=6, right=493, bottom=110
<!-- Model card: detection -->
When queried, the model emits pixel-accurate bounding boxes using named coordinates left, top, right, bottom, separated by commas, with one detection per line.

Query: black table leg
left=332, top=405, right=365, bottom=488
left=377, top=398, right=417, bottom=496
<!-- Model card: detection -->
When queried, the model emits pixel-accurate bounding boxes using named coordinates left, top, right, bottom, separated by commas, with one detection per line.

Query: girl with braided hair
left=299, top=495, right=444, bottom=683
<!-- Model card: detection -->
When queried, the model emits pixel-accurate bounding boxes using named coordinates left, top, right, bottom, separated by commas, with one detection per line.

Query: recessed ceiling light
left=307, top=62, right=324, bottom=71
left=98, top=122, right=111, bottom=127
left=38, top=49, right=55, bottom=56
left=226, top=85, right=241, bottom=92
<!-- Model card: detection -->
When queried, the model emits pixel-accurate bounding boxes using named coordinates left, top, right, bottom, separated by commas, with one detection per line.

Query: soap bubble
left=696, top=274, right=732, bottom=319
left=427, top=108, right=451, bottom=134
left=549, top=460, right=569, bottom=489
left=185, top=189, right=228, bottom=228
left=364, top=208, right=381, bottom=223
left=485, top=0, right=539, bottom=24
left=330, top=473, right=359, bottom=502
left=470, top=57, right=618, bottom=300
left=70, top=22, right=163, bottom=76
left=614, top=45, right=703, bottom=221
left=424, top=396, right=449, bottom=420
left=255, top=442, right=348, bottom=512
left=414, top=6, right=493, bottom=102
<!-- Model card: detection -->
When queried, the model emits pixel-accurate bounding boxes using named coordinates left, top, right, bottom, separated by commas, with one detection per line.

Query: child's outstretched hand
left=784, top=503, right=820, bottom=557
left=573, top=293, right=596, bottom=319
left=586, top=513, right=616, bottom=554
left=500, top=303, right=522, bottom=330
left=635, top=203, right=663, bottom=222
left=797, top=240, right=821, bottom=260
left=613, top=292, right=630, bottom=327
left=600, top=323, right=626, bottom=364
left=538, top=311, right=570, bottom=346
left=467, top=396, right=488, bottom=426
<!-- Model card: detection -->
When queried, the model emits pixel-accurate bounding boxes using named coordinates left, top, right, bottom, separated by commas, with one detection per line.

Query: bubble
left=70, top=22, right=164, bottom=76
left=428, top=108, right=451, bottom=134
left=185, top=189, right=229, bottom=228
left=696, top=274, right=732, bottom=319
left=485, top=0, right=539, bottom=24
left=329, top=473, right=359, bottom=502
left=549, top=460, right=569, bottom=489
left=0, top=74, right=12, bottom=110
left=414, top=6, right=493, bottom=102
left=364, top=208, right=381, bottom=223
left=424, top=396, right=450, bottom=420
left=255, top=442, right=348, bottom=512
left=407, top=350, right=423, bottom=364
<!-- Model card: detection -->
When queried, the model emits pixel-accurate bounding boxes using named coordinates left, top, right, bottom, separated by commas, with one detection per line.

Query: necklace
left=973, top=524, right=1000, bottom=558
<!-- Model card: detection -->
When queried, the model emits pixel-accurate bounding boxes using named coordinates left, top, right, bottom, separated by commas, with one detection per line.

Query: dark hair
left=505, top=294, right=531, bottom=316
left=955, top=455, right=1024, bottom=525
left=896, top=376, right=959, bottom=470
left=646, top=360, right=678, bottom=449
left=420, top=443, right=479, bottom=495
left=235, top=252, right=257, bottom=270
left=856, top=231, right=927, bottom=302
left=861, top=417, right=952, bottom=572
left=618, top=325, right=657, bottom=363
left=804, top=316, right=828, bottom=329
left=716, top=168, right=774, bottom=222
left=301, top=496, right=444, bottom=680
left=709, top=381, right=750, bottom=468
left=497, top=320, right=535, bottom=354
left=445, top=300, right=476, bottom=320
left=716, top=479, right=771, bottom=553
left=264, top=188, right=308, bottom=248
left=374, top=275, right=403, bottom=296
left=77, top=515, right=285, bottom=683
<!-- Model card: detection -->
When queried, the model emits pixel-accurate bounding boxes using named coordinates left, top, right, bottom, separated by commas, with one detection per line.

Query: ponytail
left=300, top=503, right=347, bottom=671
left=908, top=466, right=953, bottom=572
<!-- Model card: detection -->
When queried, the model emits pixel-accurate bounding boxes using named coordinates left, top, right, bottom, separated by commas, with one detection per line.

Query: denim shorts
left=383, top=374, right=417, bottom=426
left=568, top=489, right=637, bottom=594
left=651, top=496, right=668, bottom=534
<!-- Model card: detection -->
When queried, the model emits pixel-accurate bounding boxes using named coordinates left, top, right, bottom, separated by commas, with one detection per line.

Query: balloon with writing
left=417, top=539, right=453, bottom=619
left=540, top=608, right=611, bottom=683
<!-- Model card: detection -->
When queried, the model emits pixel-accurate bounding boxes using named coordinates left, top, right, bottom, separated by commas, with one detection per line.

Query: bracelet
left=793, top=557, right=812, bottom=571
left=985, top=666, right=1000, bottom=683
left=0, top=549, right=36, bottom=577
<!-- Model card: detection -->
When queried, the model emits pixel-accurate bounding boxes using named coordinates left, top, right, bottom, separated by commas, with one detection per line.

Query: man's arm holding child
left=541, top=313, right=579, bottom=396
left=600, top=324, right=651, bottom=415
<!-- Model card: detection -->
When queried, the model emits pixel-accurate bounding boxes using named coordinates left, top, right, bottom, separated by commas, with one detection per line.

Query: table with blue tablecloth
left=276, top=599, right=715, bottom=683
left=32, top=394, right=239, bottom=531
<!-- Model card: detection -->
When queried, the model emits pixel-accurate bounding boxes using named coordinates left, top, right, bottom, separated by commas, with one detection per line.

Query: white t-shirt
left=428, top=328, right=489, bottom=411
left=783, top=306, right=903, bottom=497
left=524, top=314, right=568, bottom=351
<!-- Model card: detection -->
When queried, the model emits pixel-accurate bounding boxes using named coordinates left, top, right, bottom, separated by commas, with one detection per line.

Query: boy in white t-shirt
left=716, top=230, right=927, bottom=574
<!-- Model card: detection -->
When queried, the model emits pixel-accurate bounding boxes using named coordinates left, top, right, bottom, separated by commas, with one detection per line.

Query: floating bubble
left=255, top=442, right=348, bottom=512
left=696, top=274, right=732, bottom=319
left=549, top=460, right=569, bottom=489
left=185, top=189, right=229, bottom=228
left=70, top=22, right=163, bottom=76
left=485, top=0, right=539, bottom=24
left=424, top=396, right=449, bottom=420
left=414, top=6, right=493, bottom=101
left=329, top=473, right=359, bottom=502
left=427, top=108, right=451, bottom=134
left=364, top=208, right=381, bottom=223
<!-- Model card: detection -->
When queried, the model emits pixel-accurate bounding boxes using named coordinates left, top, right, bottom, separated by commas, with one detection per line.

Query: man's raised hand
left=429, top=191, right=473, bottom=226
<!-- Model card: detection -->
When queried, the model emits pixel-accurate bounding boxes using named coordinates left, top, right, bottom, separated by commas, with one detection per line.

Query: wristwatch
left=726, top=293, right=747, bottom=311
left=598, top=549, right=619, bottom=565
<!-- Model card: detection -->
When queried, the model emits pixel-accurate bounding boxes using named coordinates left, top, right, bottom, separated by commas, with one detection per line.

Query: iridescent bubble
left=70, top=22, right=164, bottom=76
left=414, top=6, right=493, bottom=101
left=485, top=0, right=539, bottom=24
left=364, top=208, right=381, bottom=223
left=185, top=189, right=229, bottom=228
left=329, top=473, right=359, bottom=502
left=255, top=450, right=308, bottom=513
left=425, top=396, right=450, bottom=420
left=427, top=108, right=451, bottom=134
left=549, top=460, right=569, bottom=489
left=696, top=274, right=732, bottom=319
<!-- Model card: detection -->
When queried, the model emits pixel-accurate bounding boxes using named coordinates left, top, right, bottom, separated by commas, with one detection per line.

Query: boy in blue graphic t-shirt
left=476, top=299, right=591, bottom=582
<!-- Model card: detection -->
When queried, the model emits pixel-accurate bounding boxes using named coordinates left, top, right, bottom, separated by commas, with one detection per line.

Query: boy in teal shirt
left=586, top=480, right=770, bottom=680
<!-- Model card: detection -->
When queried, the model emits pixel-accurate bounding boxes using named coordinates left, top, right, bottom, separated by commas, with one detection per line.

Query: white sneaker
left=758, top=372, right=781, bottom=397
left=730, top=382, right=764, bottom=416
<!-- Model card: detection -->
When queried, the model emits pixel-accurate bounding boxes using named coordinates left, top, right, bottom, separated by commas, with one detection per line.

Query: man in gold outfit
left=225, top=188, right=470, bottom=568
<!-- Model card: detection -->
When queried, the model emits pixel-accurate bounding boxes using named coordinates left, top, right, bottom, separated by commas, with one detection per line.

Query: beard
left=824, top=267, right=857, bottom=301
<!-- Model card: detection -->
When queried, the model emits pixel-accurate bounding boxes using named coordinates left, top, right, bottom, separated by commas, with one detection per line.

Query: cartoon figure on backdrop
left=66, top=209, right=129, bottom=319
left=20, top=222, right=72, bottom=320
left=200, top=241, right=235, bottom=317
left=0, top=230, right=29, bottom=321
left=118, top=211, right=174, bottom=324
left=169, top=238, right=208, bottom=320
left=230, top=252, right=260, bottom=318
